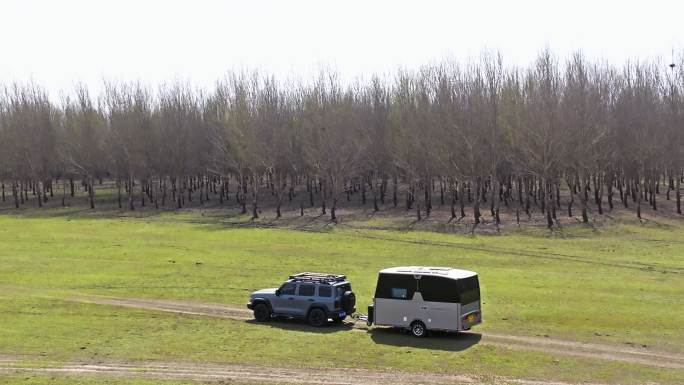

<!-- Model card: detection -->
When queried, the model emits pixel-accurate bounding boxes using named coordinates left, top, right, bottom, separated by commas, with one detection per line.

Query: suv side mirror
left=275, top=289, right=281, bottom=296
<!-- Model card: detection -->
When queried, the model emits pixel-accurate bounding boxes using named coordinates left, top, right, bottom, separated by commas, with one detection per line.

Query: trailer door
left=418, top=275, right=460, bottom=331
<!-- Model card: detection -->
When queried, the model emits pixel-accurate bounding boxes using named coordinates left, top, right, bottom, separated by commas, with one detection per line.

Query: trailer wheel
left=308, top=308, right=328, bottom=327
left=410, top=321, right=427, bottom=338
left=253, top=303, right=271, bottom=322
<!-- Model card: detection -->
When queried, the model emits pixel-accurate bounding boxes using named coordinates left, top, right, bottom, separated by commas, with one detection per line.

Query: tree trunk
left=459, top=181, right=466, bottom=218
left=676, top=177, right=681, bottom=214
left=489, top=177, right=496, bottom=217
left=128, top=176, right=135, bottom=210
left=392, top=175, right=398, bottom=207
left=308, top=178, right=314, bottom=207
left=331, top=196, right=337, bottom=222
left=117, top=178, right=122, bottom=209
left=595, top=173, right=603, bottom=215
left=566, top=177, right=574, bottom=218
left=153, top=178, right=159, bottom=209
left=36, top=181, right=43, bottom=208
left=83, top=177, right=93, bottom=209
left=651, top=178, right=657, bottom=211
left=205, top=177, right=210, bottom=202
left=424, top=179, right=431, bottom=217
left=251, top=174, right=259, bottom=220
left=161, top=178, right=167, bottom=207
left=275, top=177, right=283, bottom=218
left=140, top=180, right=146, bottom=207
left=321, top=180, right=326, bottom=215
left=62, top=179, right=67, bottom=207
left=361, top=180, right=366, bottom=205
left=440, top=178, right=445, bottom=205
left=473, top=178, right=481, bottom=224
left=373, top=187, right=379, bottom=212
left=524, top=178, right=531, bottom=218
left=450, top=182, right=456, bottom=220
left=493, top=179, right=501, bottom=227
left=544, top=179, right=553, bottom=229
left=636, top=179, right=642, bottom=220
left=13, top=181, right=19, bottom=208
left=580, top=176, right=588, bottom=223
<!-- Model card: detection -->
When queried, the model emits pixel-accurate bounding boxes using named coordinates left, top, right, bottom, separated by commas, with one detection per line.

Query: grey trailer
left=366, top=266, right=481, bottom=337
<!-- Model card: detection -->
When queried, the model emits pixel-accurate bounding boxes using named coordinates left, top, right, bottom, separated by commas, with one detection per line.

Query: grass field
left=1, top=207, right=683, bottom=384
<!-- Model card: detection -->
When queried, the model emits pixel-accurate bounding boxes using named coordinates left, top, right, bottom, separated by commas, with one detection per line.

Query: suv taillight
left=334, top=300, right=340, bottom=309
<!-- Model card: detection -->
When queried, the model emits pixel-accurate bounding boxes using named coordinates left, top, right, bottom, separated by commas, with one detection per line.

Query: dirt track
left=0, top=359, right=472, bottom=384
left=69, top=294, right=684, bottom=370
left=0, top=356, right=610, bottom=385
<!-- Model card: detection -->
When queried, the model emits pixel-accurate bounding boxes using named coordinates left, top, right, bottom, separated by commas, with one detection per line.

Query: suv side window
left=318, top=285, right=332, bottom=297
left=280, top=283, right=296, bottom=295
left=298, top=284, right=315, bottom=297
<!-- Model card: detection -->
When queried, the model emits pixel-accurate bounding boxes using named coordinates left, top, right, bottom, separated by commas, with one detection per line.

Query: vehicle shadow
left=244, top=317, right=355, bottom=334
left=368, top=327, right=481, bottom=352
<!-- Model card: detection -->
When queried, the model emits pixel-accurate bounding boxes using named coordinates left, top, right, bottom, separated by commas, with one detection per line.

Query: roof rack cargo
left=289, top=272, right=347, bottom=283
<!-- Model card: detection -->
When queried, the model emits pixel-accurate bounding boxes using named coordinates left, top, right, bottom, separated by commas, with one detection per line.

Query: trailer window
left=390, top=288, right=408, bottom=299
left=374, top=273, right=416, bottom=300
left=457, top=275, right=480, bottom=304
left=418, top=275, right=480, bottom=304
left=418, top=276, right=459, bottom=303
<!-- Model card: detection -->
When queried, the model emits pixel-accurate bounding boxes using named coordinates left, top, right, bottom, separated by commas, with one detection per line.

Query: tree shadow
left=244, top=317, right=355, bottom=334
left=368, top=327, right=481, bottom=352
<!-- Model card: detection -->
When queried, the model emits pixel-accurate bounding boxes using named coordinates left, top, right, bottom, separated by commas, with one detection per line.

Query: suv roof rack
left=289, top=272, right=347, bottom=283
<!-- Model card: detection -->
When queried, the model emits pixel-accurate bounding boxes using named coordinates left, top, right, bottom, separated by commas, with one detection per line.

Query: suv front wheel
left=253, top=303, right=272, bottom=322
left=307, top=308, right=328, bottom=327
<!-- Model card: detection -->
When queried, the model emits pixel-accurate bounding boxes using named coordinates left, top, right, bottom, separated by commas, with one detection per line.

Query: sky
left=1, top=0, right=682, bottom=95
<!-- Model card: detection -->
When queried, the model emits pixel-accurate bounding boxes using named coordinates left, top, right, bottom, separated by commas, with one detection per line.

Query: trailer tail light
left=462, top=311, right=481, bottom=328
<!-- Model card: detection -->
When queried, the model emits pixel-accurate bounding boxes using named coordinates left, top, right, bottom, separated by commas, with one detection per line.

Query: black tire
left=341, top=291, right=356, bottom=315
left=410, top=321, right=427, bottom=338
left=308, top=308, right=328, bottom=327
left=253, top=303, right=271, bottom=322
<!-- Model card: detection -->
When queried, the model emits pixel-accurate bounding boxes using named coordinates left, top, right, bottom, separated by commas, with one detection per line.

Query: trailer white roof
left=379, top=266, right=477, bottom=280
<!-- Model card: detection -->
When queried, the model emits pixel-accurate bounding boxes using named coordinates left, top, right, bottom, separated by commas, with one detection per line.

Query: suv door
left=271, top=282, right=297, bottom=314
left=292, top=283, right=316, bottom=317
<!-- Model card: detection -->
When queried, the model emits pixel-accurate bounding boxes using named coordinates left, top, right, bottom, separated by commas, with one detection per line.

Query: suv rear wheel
left=307, top=308, right=328, bottom=327
left=253, top=303, right=271, bottom=322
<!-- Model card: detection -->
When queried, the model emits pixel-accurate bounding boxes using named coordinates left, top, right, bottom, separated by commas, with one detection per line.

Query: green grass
left=0, top=211, right=683, bottom=384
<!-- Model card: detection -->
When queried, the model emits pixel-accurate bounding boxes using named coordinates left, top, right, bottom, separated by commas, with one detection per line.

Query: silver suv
left=247, top=272, right=356, bottom=327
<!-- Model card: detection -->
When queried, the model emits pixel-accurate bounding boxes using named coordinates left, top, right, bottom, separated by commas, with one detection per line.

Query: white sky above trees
left=1, top=0, right=682, bottom=96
